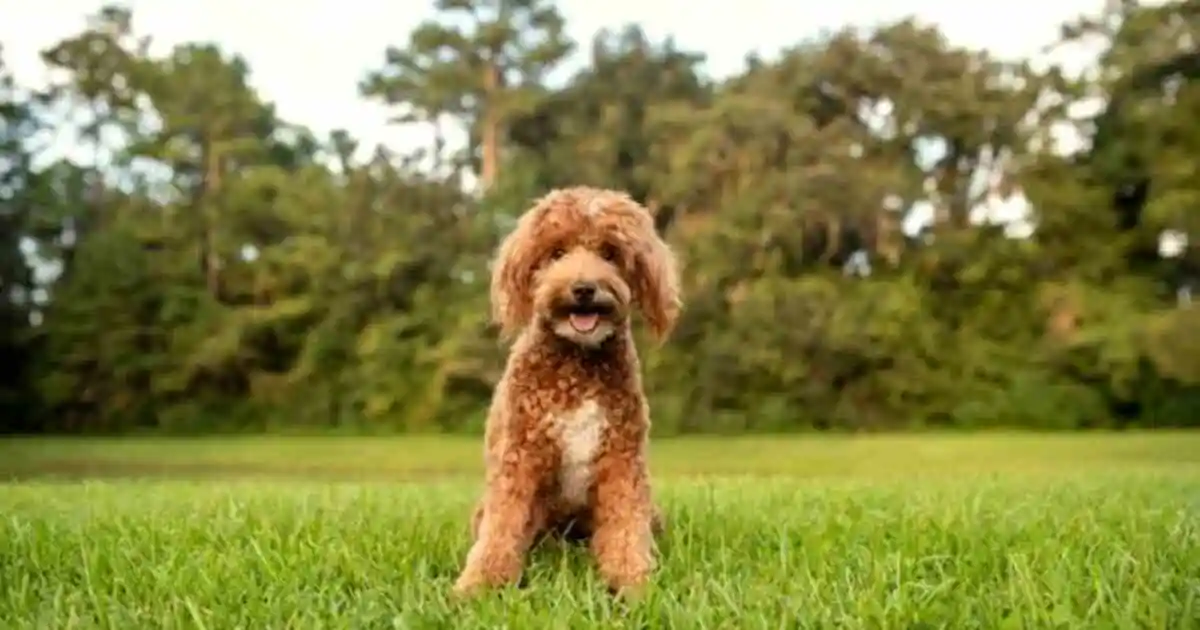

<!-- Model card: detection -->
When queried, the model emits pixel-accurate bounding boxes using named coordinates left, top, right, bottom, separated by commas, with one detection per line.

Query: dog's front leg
left=590, top=445, right=655, bottom=596
left=453, top=457, right=542, bottom=596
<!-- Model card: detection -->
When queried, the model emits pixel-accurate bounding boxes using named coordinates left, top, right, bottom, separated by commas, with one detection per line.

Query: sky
left=1, top=0, right=1112, bottom=237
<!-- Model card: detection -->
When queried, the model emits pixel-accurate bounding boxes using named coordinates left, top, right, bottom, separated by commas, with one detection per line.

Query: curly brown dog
left=453, top=186, right=681, bottom=597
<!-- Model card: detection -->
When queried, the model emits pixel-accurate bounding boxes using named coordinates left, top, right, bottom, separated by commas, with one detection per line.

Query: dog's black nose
left=571, top=282, right=596, bottom=303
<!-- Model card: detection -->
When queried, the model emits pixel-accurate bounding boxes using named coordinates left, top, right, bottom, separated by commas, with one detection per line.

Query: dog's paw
left=607, top=580, right=648, bottom=602
left=451, top=575, right=483, bottom=598
left=650, top=507, right=667, bottom=537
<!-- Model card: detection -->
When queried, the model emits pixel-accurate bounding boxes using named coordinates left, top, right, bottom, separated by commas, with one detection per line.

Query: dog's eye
left=548, top=247, right=566, bottom=261
left=599, top=244, right=618, bottom=261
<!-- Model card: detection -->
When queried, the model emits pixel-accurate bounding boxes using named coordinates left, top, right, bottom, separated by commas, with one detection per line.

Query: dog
left=453, top=186, right=681, bottom=597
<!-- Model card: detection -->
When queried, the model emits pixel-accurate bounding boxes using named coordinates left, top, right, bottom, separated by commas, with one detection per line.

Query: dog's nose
left=571, top=282, right=596, bottom=303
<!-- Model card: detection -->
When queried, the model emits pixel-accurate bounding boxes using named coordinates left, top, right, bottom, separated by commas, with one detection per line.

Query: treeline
left=0, top=1, right=1198, bottom=435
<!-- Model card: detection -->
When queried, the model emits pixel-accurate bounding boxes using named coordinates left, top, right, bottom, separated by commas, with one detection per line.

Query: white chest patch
left=551, top=400, right=606, bottom=507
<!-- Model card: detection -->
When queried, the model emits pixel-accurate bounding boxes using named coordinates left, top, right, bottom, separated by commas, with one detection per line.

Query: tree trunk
left=876, top=211, right=901, bottom=267
left=480, top=62, right=502, bottom=190
left=432, top=112, right=446, bottom=174
left=200, top=142, right=222, bottom=300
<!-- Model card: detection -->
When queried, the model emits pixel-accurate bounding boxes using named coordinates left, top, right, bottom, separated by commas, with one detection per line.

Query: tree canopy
left=1, top=0, right=1197, bottom=435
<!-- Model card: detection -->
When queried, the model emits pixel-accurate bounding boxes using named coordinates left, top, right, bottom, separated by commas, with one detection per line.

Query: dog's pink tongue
left=569, top=313, right=599, bottom=332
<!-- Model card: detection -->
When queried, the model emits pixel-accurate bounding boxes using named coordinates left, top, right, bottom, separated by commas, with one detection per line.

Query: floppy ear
left=632, top=224, right=683, bottom=342
left=489, top=212, right=540, bottom=340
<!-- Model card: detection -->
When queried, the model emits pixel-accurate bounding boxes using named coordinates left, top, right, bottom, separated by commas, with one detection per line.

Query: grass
left=1, top=432, right=1198, bottom=628
left=4, top=430, right=1200, bottom=481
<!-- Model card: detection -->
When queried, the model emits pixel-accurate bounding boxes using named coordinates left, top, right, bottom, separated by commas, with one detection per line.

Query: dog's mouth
left=559, top=303, right=615, bottom=334
left=569, top=313, right=599, bottom=333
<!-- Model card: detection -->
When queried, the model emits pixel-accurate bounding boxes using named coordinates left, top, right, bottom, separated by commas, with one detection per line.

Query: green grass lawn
left=1, top=432, right=1198, bottom=627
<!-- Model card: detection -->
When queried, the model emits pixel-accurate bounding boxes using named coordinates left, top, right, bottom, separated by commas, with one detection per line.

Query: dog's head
left=490, top=187, right=681, bottom=347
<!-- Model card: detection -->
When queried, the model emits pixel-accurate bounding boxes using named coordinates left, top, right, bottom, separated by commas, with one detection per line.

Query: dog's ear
left=489, top=210, right=540, bottom=339
left=632, top=219, right=682, bottom=342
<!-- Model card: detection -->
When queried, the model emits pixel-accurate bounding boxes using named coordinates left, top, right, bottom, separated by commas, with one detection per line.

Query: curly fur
left=453, top=186, right=682, bottom=597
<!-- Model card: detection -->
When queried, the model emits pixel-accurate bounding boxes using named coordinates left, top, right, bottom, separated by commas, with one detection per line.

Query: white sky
left=1, top=0, right=1110, bottom=236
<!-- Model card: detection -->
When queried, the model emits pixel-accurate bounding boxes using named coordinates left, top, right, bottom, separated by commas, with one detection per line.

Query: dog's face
left=534, top=239, right=631, bottom=347
left=490, top=187, right=682, bottom=347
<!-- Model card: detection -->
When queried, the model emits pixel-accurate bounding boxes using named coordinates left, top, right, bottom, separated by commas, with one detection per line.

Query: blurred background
left=0, top=0, right=1197, bottom=439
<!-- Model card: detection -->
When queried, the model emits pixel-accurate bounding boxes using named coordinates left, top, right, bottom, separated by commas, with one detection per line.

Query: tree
left=361, top=0, right=573, bottom=191
left=5, top=1, right=1199, bottom=434
left=0, top=46, right=40, bottom=430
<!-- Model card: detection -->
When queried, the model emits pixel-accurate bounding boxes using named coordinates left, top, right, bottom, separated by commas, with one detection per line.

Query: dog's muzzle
left=563, top=281, right=615, bottom=333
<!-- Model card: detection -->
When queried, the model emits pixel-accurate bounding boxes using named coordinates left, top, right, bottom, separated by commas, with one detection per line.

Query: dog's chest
left=549, top=399, right=607, bottom=507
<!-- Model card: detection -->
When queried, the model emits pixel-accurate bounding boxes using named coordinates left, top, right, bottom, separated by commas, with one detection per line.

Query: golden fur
left=453, top=186, right=681, bottom=597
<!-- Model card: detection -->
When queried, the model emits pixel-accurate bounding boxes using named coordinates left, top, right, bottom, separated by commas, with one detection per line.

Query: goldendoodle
left=453, top=186, right=681, bottom=597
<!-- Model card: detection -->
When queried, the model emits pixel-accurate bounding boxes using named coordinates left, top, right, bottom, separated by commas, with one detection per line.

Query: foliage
left=1, top=0, right=1199, bottom=434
